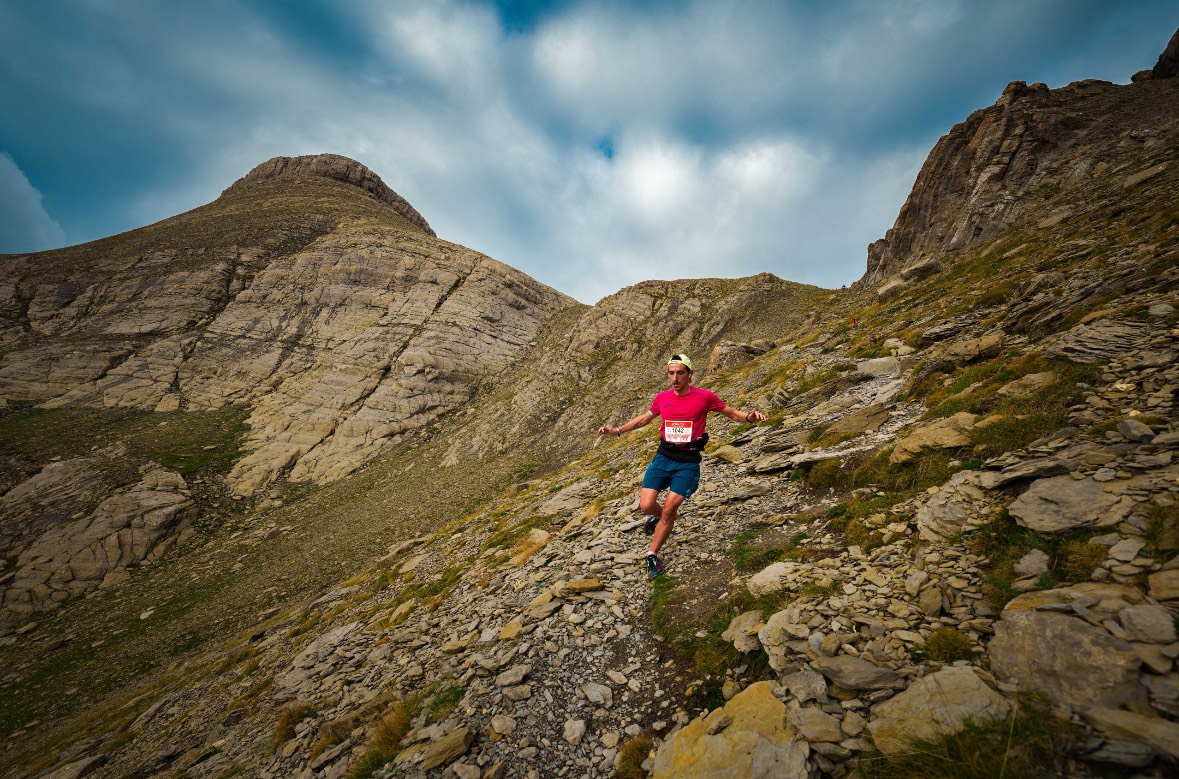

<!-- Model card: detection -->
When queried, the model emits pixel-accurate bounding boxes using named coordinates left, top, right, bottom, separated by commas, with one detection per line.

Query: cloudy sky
left=1, top=1, right=1175, bottom=302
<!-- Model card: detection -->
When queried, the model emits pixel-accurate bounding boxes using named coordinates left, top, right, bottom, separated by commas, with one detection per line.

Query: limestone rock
left=1119, top=604, right=1177, bottom=644
left=934, top=334, right=1004, bottom=363
left=1084, top=707, right=1179, bottom=762
left=989, top=609, right=1147, bottom=710
left=1118, top=418, right=1155, bottom=443
left=997, top=371, right=1056, bottom=398
left=857, top=357, right=901, bottom=377
left=420, top=724, right=473, bottom=770
left=1153, top=26, right=1179, bottom=79
left=758, top=608, right=809, bottom=672
left=748, top=561, right=803, bottom=597
left=710, top=445, right=744, bottom=464
left=824, top=404, right=890, bottom=438
left=1148, top=570, right=1179, bottom=601
left=1, top=463, right=194, bottom=619
left=1004, top=583, right=1145, bottom=617
left=651, top=681, right=814, bottom=779
left=810, top=656, right=900, bottom=691
left=891, top=413, right=976, bottom=464
left=1013, top=549, right=1050, bottom=577
left=782, top=670, right=829, bottom=704
left=1044, top=319, right=1149, bottom=363
left=914, top=469, right=987, bottom=541
left=721, top=610, right=765, bottom=653
left=707, top=340, right=768, bottom=374
left=867, top=667, right=1011, bottom=755
left=563, top=719, right=586, bottom=745
left=1007, top=475, right=1134, bottom=533
left=787, top=707, right=842, bottom=743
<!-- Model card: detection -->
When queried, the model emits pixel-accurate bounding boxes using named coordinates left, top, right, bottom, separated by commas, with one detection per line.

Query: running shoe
left=644, top=515, right=660, bottom=535
left=646, top=553, right=665, bottom=580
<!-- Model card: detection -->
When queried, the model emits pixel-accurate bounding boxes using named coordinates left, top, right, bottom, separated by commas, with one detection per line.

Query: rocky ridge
left=859, top=55, right=1179, bottom=290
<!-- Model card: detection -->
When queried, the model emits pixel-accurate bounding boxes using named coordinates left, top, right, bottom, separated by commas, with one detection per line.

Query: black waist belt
left=658, top=433, right=709, bottom=463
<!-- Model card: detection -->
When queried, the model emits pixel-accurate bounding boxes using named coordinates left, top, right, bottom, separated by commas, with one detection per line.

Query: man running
left=597, top=353, right=765, bottom=579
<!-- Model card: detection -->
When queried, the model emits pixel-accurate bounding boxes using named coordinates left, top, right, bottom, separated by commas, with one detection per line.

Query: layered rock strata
left=860, top=65, right=1179, bottom=287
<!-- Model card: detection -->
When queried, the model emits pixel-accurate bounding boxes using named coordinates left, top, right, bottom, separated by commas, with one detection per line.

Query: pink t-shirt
left=649, top=387, right=727, bottom=444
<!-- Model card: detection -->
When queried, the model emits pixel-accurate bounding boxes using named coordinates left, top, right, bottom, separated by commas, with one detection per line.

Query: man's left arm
left=719, top=405, right=765, bottom=424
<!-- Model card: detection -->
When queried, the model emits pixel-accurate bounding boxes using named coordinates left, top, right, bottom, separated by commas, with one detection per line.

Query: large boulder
left=934, top=333, right=1004, bottom=363
left=996, top=371, right=1056, bottom=398
left=708, top=340, right=769, bottom=374
left=1044, top=319, right=1149, bottom=363
left=867, top=667, right=1011, bottom=754
left=651, top=681, right=814, bottom=779
left=891, top=413, right=976, bottom=464
left=1007, top=475, right=1135, bottom=533
left=747, top=561, right=805, bottom=597
left=988, top=609, right=1147, bottom=710
left=2, top=463, right=195, bottom=619
left=823, top=404, right=890, bottom=438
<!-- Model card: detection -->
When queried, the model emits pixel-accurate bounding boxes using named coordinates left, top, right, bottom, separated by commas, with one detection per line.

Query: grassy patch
left=731, top=529, right=807, bottom=571
left=426, top=683, right=465, bottom=723
left=967, top=511, right=1105, bottom=607
left=0, top=404, right=251, bottom=487
left=102, top=730, right=137, bottom=754
left=860, top=692, right=1081, bottom=779
left=651, top=576, right=770, bottom=685
left=806, top=448, right=960, bottom=499
left=916, top=356, right=1100, bottom=462
left=1144, top=502, right=1179, bottom=562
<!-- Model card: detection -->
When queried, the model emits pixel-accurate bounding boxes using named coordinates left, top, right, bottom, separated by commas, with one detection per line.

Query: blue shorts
left=642, top=452, right=700, bottom=499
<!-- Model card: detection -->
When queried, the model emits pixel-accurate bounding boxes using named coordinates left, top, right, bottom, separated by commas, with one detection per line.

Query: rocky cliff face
left=0, top=158, right=570, bottom=496
left=860, top=66, right=1179, bottom=290
left=0, top=158, right=572, bottom=619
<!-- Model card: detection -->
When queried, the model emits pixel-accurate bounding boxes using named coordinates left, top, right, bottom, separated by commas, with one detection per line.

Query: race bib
left=664, top=420, right=693, bottom=444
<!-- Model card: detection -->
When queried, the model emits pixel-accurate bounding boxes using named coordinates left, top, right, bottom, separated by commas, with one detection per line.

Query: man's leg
left=639, top=487, right=663, bottom=518
left=649, top=490, right=685, bottom=555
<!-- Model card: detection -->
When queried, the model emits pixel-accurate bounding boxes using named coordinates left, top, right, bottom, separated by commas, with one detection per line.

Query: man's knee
left=639, top=493, right=660, bottom=515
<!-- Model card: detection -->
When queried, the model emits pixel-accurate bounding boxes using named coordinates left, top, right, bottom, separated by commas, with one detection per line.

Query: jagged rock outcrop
left=1153, top=27, right=1179, bottom=79
left=859, top=32, right=1179, bottom=287
left=222, top=153, right=436, bottom=236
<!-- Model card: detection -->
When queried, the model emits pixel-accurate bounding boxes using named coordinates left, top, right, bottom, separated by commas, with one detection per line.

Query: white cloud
left=10, top=0, right=1163, bottom=304
left=0, top=153, right=66, bottom=253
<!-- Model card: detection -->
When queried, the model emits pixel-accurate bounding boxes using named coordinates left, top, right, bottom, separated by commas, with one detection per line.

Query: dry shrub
left=923, top=627, right=973, bottom=662
left=369, top=701, right=411, bottom=754
left=616, top=736, right=652, bottom=779
left=274, top=702, right=310, bottom=745
left=1055, top=540, right=1106, bottom=582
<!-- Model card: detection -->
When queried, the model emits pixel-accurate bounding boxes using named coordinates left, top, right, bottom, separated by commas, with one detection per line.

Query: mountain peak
left=223, top=153, right=435, bottom=236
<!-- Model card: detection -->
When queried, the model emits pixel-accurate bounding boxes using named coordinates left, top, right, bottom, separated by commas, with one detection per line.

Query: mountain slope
left=3, top=31, right=1179, bottom=779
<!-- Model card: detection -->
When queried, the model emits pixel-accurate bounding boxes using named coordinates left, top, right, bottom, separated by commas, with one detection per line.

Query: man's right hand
left=597, top=425, right=617, bottom=436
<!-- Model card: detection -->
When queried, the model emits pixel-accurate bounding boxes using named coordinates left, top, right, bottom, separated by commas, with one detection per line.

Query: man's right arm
left=598, top=411, right=656, bottom=437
